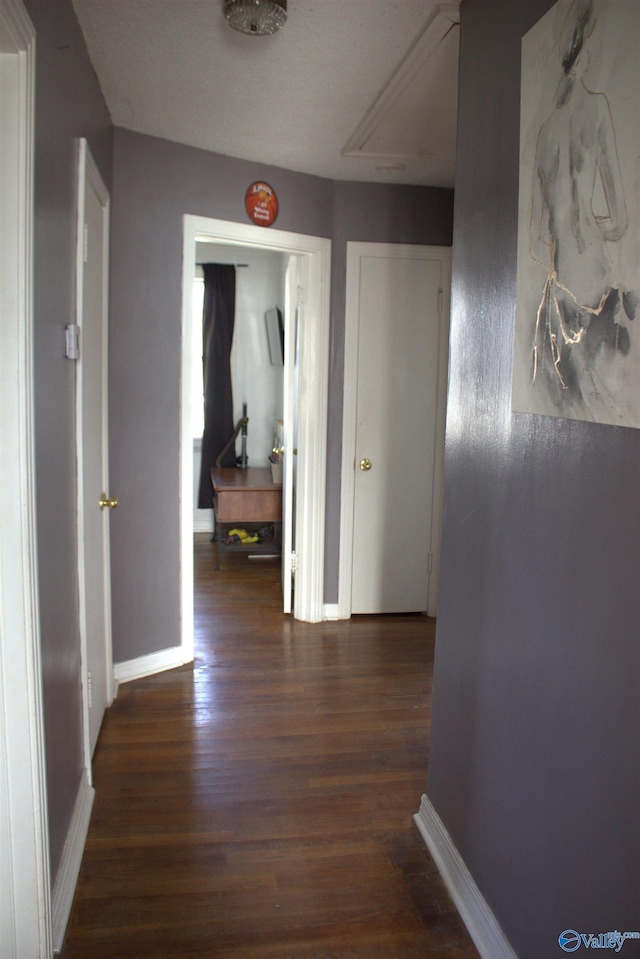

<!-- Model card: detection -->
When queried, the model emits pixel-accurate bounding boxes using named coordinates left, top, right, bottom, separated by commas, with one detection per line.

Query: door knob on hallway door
left=99, top=493, right=118, bottom=510
left=359, top=458, right=372, bottom=471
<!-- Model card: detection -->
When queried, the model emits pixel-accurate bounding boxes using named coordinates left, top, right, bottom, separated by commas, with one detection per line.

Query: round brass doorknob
left=359, top=458, right=372, bottom=471
left=99, top=493, right=118, bottom=510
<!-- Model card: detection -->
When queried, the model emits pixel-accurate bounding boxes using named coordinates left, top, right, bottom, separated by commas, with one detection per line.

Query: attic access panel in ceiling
left=342, top=4, right=459, bottom=167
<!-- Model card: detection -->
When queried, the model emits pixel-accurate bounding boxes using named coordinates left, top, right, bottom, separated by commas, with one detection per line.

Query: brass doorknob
left=99, top=493, right=118, bottom=510
left=359, top=458, right=372, bottom=471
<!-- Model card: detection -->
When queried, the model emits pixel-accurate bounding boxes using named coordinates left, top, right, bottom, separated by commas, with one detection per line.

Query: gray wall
left=426, top=2, right=640, bottom=957
left=23, top=0, right=112, bottom=881
left=109, top=129, right=453, bottom=660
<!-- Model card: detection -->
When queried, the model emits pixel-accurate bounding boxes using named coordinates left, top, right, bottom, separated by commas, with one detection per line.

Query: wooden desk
left=210, top=467, right=282, bottom=568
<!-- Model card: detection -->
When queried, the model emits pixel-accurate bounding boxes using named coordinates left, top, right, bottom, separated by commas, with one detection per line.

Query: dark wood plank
left=60, top=537, right=480, bottom=959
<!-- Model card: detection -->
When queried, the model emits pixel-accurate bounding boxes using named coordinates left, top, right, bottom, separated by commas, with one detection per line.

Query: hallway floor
left=60, top=534, right=480, bottom=958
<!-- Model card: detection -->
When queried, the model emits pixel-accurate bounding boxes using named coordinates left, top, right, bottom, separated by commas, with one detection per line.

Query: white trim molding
left=0, top=3, right=53, bottom=957
left=114, top=645, right=192, bottom=685
left=322, top=603, right=340, bottom=621
left=414, top=795, right=518, bottom=959
left=194, top=513, right=214, bottom=534
left=52, top=771, right=95, bottom=954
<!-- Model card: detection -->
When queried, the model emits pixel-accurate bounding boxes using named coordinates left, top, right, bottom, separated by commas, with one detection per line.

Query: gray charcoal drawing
left=513, top=0, right=639, bottom=428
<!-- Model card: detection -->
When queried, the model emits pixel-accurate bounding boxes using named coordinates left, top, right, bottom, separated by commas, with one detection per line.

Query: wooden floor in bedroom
left=60, top=533, right=480, bottom=959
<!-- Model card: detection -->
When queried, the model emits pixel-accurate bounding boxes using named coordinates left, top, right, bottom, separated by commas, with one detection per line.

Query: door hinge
left=297, top=285, right=304, bottom=307
left=83, top=222, right=89, bottom=263
left=437, top=289, right=443, bottom=314
left=291, top=550, right=299, bottom=575
left=65, top=324, right=80, bottom=360
left=87, top=670, right=93, bottom=709
left=427, top=553, right=434, bottom=575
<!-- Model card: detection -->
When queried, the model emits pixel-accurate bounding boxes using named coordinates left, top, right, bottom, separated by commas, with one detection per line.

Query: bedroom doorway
left=180, top=216, right=331, bottom=660
left=190, top=244, right=286, bottom=536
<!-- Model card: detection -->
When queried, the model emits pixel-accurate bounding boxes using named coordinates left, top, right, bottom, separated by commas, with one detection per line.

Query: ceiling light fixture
left=223, top=0, right=287, bottom=36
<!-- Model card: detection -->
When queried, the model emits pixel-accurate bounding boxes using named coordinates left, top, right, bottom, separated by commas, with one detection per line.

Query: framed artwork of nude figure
left=513, top=0, right=639, bottom=429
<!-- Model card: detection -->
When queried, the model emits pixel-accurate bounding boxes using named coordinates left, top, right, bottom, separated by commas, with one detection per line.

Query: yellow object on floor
left=226, top=528, right=260, bottom=544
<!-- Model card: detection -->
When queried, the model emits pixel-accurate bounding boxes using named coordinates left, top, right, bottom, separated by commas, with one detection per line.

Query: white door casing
left=75, top=138, right=115, bottom=765
left=339, top=242, right=451, bottom=617
left=181, top=216, right=330, bottom=631
left=0, top=1, right=53, bottom=955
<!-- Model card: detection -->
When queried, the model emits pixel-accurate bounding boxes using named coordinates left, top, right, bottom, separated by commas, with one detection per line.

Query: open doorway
left=191, top=244, right=287, bottom=536
left=180, top=216, right=331, bottom=661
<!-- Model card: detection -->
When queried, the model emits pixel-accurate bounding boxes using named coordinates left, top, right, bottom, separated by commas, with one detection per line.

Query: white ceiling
left=72, top=0, right=460, bottom=187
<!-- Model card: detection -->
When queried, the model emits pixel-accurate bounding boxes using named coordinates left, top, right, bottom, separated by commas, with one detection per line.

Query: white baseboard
left=322, top=603, right=341, bottom=620
left=114, top=645, right=193, bottom=685
left=193, top=513, right=213, bottom=534
left=52, top=770, right=95, bottom=954
left=414, top=795, right=518, bottom=959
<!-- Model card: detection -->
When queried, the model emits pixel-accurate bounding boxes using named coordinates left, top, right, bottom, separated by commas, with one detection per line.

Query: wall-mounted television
left=265, top=307, right=284, bottom=366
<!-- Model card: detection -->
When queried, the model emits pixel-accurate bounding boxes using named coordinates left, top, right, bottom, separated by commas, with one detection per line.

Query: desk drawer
left=214, top=488, right=282, bottom=523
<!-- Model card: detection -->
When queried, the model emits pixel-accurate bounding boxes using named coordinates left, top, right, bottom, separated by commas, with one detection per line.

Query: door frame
left=74, top=137, right=115, bottom=774
left=338, top=242, right=451, bottom=619
left=0, top=0, right=52, bottom=954
left=180, top=215, right=331, bottom=635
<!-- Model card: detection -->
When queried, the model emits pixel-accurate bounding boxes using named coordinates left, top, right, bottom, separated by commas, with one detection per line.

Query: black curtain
left=197, top=263, right=237, bottom=508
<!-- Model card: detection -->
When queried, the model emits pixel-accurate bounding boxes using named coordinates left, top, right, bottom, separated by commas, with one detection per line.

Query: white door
left=281, top=255, right=302, bottom=614
left=76, top=139, right=114, bottom=760
left=340, top=243, right=450, bottom=615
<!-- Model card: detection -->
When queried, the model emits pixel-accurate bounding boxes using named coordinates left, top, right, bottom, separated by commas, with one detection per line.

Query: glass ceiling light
left=223, top=0, right=287, bottom=36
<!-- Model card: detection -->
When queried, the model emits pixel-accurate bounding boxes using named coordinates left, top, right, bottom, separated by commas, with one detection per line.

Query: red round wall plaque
left=245, top=181, right=279, bottom=227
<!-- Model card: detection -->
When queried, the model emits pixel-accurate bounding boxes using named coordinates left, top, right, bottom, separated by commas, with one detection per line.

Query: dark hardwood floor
left=60, top=534, right=479, bottom=958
